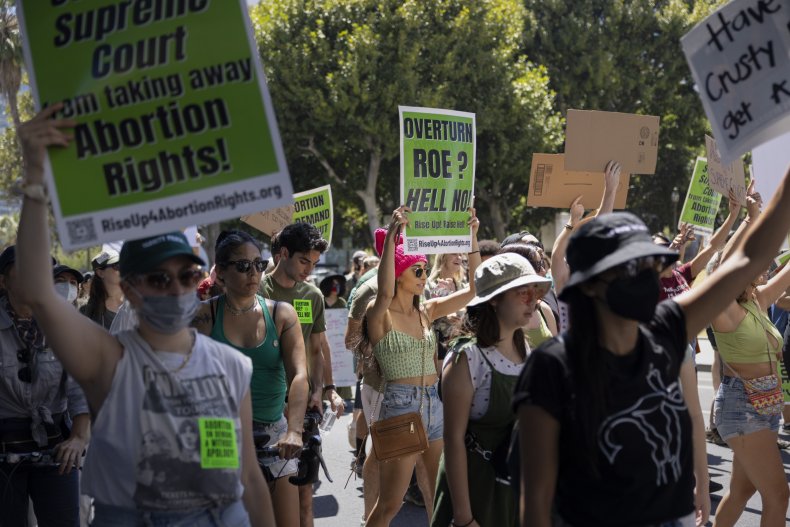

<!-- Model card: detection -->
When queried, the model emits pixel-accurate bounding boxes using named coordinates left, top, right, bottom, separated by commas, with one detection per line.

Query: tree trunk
left=476, top=184, right=508, bottom=241
left=203, top=223, right=221, bottom=267
left=356, top=149, right=382, bottom=244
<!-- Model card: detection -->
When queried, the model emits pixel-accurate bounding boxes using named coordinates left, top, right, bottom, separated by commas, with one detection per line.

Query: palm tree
left=0, top=0, right=23, bottom=130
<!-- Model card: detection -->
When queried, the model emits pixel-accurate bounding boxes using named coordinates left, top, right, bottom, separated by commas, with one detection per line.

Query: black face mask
left=603, top=268, right=660, bottom=323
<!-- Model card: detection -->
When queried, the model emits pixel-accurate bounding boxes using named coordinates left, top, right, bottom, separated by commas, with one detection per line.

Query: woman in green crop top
left=361, top=206, right=481, bottom=527
left=709, top=189, right=790, bottom=527
left=193, top=230, right=309, bottom=527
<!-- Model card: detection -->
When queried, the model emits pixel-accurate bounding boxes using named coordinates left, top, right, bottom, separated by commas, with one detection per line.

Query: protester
left=360, top=205, right=480, bottom=526
left=79, top=249, right=124, bottom=330
left=426, top=253, right=468, bottom=360
left=320, top=274, right=347, bottom=309
left=260, top=222, right=343, bottom=527
left=477, top=239, right=499, bottom=262
left=362, top=255, right=380, bottom=274
left=53, top=264, right=84, bottom=307
left=709, top=187, right=790, bottom=527
left=14, top=106, right=274, bottom=526
left=0, top=245, right=90, bottom=527
left=345, top=250, right=368, bottom=300
left=432, top=253, right=550, bottom=527
left=497, top=244, right=558, bottom=349
left=192, top=229, right=309, bottom=527
left=78, top=272, right=92, bottom=304
left=515, top=158, right=790, bottom=527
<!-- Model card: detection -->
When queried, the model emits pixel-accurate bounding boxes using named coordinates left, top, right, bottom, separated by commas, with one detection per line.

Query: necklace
left=226, top=298, right=257, bottom=316
left=171, top=333, right=196, bottom=373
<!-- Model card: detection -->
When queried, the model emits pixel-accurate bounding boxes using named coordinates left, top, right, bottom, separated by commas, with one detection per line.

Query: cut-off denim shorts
left=713, top=375, right=781, bottom=441
left=92, top=500, right=249, bottom=527
left=379, top=381, right=443, bottom=441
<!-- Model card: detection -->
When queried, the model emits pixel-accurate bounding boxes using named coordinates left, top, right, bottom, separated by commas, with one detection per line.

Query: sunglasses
left=135, top=268, right=203, bottom=290
left=17, top=348, right=32, bottom=383
left=607, top=256, right=666, bottom=280
left=100, top=263, right=120, bottom=271
left=223, top=259, right=266, bottom=274
left=413, top=267, right=428, bottom=278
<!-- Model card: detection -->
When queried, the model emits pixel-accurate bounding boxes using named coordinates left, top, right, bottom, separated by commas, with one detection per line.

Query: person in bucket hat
left=514, top=182, right=790, bottom=527
left=432, top=253, right=550, bottom=527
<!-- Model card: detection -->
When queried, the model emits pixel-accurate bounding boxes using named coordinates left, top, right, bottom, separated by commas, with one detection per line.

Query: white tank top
left=82, top=329, right=252, bottom=511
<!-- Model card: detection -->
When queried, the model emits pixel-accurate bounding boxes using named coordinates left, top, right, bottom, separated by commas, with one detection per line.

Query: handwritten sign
left=681, top=0, right=790, bottom=164
left=242, top=185, right=333, bottom=245
left=705, top=135, right=747, bottom=206
left=324, top=309, right=356, bottom=387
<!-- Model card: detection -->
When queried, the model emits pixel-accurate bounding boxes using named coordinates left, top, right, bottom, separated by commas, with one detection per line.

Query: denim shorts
left=92, top=500, right=249, bottom=527
left=713, top=376, right=781, bottom=441
left=252, top=416, right=298, bottom=479
left=380, top=382, right=443, bottom=441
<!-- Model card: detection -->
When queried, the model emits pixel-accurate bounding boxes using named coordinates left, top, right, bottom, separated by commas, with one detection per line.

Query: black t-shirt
left=513, top=300, right=694, bottom=527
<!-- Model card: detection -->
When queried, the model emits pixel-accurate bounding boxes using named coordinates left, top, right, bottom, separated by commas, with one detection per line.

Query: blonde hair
left=428, top=253, right=464, bottom=285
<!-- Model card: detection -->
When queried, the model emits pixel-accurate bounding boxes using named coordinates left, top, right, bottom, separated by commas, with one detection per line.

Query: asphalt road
left=313, top=368, right=790, bottom=527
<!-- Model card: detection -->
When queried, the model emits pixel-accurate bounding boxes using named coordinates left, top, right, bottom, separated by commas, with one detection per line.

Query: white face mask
left=55, top=282, right=78, bottom=303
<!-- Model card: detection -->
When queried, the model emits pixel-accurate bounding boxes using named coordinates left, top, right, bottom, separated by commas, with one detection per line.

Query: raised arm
left=14, top=105, right=122, bottom=413
left=677, top=166, right=790, bottom=340
left=597, top=160, right=622, bottom=216
left=366, top=208, right=405, bottom=339
left=720, top=181, right=761, bottom=264
left=425, top=207, right=481, bottom=322
left=551, top=195, right=584, bottom=293
left=688, top=191, right=739, bottom=277
left=756, top=263, right=790, bottom=309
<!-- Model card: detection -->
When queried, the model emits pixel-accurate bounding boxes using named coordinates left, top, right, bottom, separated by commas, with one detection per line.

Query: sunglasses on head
left=17, top=348, right=32, bottom=383
left=223, top=259, right=266, bottom=274
left=134, top=268, right=203, bottom=290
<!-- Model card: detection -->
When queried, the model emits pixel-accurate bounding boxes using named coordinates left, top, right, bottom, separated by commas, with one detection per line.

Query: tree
left=0, top=0, right=23, bottom=130
left=251, top=0, right=563, bottom=242
left=521, top=0, right=729, bottom=232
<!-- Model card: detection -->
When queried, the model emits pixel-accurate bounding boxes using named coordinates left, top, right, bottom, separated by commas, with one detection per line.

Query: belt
left=0, top=413, right=65, bottom=453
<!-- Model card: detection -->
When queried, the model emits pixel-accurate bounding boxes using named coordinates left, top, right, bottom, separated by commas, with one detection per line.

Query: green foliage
left=252, top=0, right=563, bottom=241
left=521, top=0, right=729, bottom=232
left=0, top=89, right=32, bottom=195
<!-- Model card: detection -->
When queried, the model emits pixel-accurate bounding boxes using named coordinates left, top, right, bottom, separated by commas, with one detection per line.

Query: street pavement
left=313, top=339, right=790, bottom=526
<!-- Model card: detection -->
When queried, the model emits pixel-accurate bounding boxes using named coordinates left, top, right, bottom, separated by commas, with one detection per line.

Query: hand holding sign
left=18, top=104, right=76, bottom=173
left=466, top=204, right=479, bottom=237
left=569, top=195, right=585, bottom=226
left=746, top=178, right=763, bottom=219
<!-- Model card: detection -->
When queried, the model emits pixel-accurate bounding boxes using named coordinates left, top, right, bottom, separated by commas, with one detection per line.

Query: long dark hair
left=564, top=286, right=607, bottom=477
left=452, top=299, right=527, bottom=358
left=83, top=273, right=109, bottom=322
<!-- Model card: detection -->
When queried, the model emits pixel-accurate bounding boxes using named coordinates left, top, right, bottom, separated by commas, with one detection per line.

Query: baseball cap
left=91, top=249, right=120, bottom=270
left=467, top=253, right=551, bottom=307
left=560, top=212, right=677, bottom=300
left=53, top=264, right=84, bottom=283
left=119, top=232, right=205, bottom=278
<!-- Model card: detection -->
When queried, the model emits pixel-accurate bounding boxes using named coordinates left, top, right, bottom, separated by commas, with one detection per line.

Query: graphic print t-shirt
left=513, top=301, right=694, bottom=526
left=82, top=330, right=252, bottom=511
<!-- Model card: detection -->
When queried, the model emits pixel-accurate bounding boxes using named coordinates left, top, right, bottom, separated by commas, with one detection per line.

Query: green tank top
left=713, top=300, right=782, bottom=364
left=210, top=295, right=285, bottom=423
left=373, top=329, right=437, bottom=381
left=525, top=309, right=552, bottom=350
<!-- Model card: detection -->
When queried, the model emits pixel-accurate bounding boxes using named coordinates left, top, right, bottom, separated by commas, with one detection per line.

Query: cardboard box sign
left=564, top=110, right=660, bottom=175
left=527, top=153, right=630, bottom=209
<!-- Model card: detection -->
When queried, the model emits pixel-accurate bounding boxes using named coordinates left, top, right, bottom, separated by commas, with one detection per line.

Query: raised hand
left=569, top=195, right=584, bottom=226
left=18, top=103, right=76, bottom=174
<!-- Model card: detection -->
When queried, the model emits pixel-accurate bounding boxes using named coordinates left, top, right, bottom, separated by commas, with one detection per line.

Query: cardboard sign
left=242, top=184, right=333, bottom=244
left=324, top=309, right=357, bottom=387
left=564, top=110, right=660, bottom=175
left=681, top=0, right=790, bottom=165
left=752, top=129, right=790, bottom=206
left=526, top=154, right=629, bottom=209
left=678, top=157, right=722, bottom=235
left=705, top=135, right=747, bottom=206
left=18, top=0, right=293, bottom=250
left=399, top=106, right=475, bottom=254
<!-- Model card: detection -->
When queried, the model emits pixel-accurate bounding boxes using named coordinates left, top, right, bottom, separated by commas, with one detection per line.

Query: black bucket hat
left=559, top=212, right=678, bottom=301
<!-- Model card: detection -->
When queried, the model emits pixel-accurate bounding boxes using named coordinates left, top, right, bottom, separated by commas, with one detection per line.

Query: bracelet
left=452, top=518, right=475, bottom=527
left=12, top=179, right=49, bottom=204
left=322, top=384, right=336, bottom=393
left=564, top=223, right=574, bottom=230
left=468, top=250, right=479, bottom=254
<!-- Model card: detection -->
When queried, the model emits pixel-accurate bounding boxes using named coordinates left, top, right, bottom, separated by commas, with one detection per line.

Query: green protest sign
left=292, top=185, right=333, bottom=246
left=780, top=359, right=790, bottom=405
left=678, top=157, right=722, bottom=236
left=18, top=0, right=292, bottom=250
left=198, top=417, right=238, bottom=469
left=241, top=184, right=333, bottom=245
left=399, top=106, right=475, bottom=254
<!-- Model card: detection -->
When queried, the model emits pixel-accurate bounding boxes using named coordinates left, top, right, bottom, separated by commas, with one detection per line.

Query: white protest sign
left=324, top=309, right=356, bottom=387
left=752, top=129, right=790, bottom=202
left=681, top=0, right=790, bottom=164
left=705, top=135, right=747, bottom=206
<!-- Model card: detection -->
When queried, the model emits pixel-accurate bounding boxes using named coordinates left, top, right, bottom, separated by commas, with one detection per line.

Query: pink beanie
left=374, top=228, right=428, bottom=278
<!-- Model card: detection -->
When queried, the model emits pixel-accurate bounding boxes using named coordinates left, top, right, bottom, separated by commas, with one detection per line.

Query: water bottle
left=319, top=407, right=336, bottom=433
